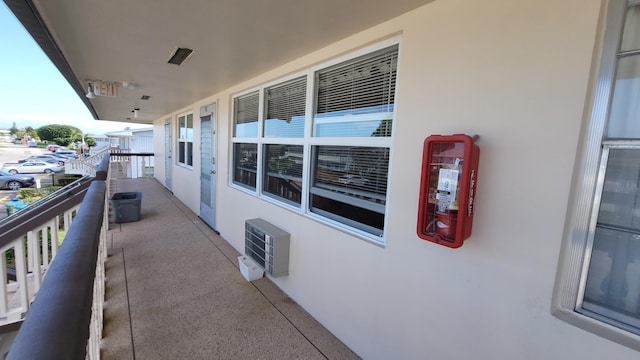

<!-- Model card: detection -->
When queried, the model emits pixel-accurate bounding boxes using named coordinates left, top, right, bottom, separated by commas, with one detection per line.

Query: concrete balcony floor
left=101, top=177, right=360, bottom=360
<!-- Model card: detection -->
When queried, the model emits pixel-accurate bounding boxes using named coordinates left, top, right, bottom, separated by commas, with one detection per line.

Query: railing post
left=27, top=230, right=42, bottom=293
left=14, top=238, right=29, bottom=318
left=0, top=255, right=8, bottom=315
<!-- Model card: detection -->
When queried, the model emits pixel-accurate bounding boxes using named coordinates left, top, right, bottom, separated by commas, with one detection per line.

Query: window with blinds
left=233, top=92, right=259, bottom=188
left=309, top=145, right=389, bottom=236
left=233, top=143, right=258, bottom=189
left=230, top=40, right=399, bottom=244
left=177, top=113, right=193, bottom=166
left=263, top=144, right=303, bottom=204
left=314, top=45, right=398, bottom=137
left=264, top=77, right=306, bottom=138
left=234, top=91, right=259, bottom=137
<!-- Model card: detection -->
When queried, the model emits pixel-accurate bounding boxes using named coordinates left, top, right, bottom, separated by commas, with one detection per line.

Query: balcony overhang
left=4, top=0, right=435, bottom=124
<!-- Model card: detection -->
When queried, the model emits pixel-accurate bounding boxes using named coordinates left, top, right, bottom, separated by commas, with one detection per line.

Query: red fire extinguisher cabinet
left=417, top=134, right=479, bottom=248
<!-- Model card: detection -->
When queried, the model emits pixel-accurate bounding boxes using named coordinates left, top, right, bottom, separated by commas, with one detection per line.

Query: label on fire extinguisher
left=436, top=169, right=459, bottom=212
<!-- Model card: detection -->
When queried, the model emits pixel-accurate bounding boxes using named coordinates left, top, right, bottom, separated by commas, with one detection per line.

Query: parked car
left=19, top=155, right=65, bottom=165
left=0, top=170, right=35, bottom=190
left=54, top=150, right=78, bottom=159
left=2, top=161, right=64, bottom=174
left=27, top=140, right=38, bottom=147
left=47, top=144, right=60, bottom=152
left=337, top=174, right=369, bottom=186
left=52, top=153, right=75, bottom=161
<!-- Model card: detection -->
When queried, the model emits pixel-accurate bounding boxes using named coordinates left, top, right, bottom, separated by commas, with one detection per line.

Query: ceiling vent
left=167, top=47, right=194, bottom=65
left=141, top=95, right=150, bottom=100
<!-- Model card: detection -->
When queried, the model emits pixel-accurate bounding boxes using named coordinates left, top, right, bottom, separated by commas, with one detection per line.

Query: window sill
left=228, top=182, right=387, bottom=248
left=176, top=163, right=193, bottom=170
left=552, top=305, right=640, bottom=352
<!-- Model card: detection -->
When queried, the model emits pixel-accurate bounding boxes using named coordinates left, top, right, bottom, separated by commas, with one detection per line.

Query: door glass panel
left=201, top=116, right=212, bottom=207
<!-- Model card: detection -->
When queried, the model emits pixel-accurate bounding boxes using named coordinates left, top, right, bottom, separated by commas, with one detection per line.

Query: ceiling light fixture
left=86, top=83, right=95, bottom=98
left=122, top=81, right=137, bottom=89
left=132, top=108, right=140, bottom=118
left=167, top=47, right=194, bottom=65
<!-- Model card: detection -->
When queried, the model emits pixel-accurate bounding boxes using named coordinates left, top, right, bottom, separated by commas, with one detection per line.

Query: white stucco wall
left=152, top=0, right=639, bottom=358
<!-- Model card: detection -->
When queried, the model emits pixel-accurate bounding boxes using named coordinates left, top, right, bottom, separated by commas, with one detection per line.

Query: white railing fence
left=0, top=204, right=79, bottom=325
left=66, top=148, right=154, bottom=180
left=2, top=155, right=111, bottom=360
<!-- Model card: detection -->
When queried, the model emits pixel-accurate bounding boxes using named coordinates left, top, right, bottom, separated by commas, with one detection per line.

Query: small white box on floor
left=238, top=255, right=264, bottom=281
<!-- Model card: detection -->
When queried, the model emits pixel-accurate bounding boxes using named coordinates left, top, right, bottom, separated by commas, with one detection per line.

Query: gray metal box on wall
left=245, top=218, right=290, bottom=277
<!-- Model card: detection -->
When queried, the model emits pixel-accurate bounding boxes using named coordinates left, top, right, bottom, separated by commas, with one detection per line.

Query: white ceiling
left=15, top=0, right=435, bottom=124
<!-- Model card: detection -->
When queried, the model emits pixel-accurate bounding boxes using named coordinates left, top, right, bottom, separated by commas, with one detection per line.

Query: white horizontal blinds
left=314, top=45, right=398, bottom=137
left=264, top=77, right=306, bottom=138
left=309, top=145, right=389, bottom=236
left=178, top=115, right=186, bottom=138
left=312, top=145, right=389, bottom=199
left=186, top=114, right=193, bottom=139
left=234, top=91, right=259, bottom=137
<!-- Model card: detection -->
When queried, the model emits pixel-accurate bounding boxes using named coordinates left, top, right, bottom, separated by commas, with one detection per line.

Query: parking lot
left=0, top=142, right=65, bottom=219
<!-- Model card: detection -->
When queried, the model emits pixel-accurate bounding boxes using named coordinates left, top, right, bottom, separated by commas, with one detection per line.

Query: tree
left=84, top=136, right=96, bottom=147
left=37, top=124, right=81, bottom=143
left=25, top=126, right=38, bottom=140
left=9, top=122, right=18, bottom=135
left=54, top=137, right=72, bottom=147
left=370, top=118, right=392, bottom=137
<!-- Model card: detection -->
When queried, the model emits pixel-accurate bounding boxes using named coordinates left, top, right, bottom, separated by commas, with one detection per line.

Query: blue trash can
left=110, top=192, right=142, bottom=223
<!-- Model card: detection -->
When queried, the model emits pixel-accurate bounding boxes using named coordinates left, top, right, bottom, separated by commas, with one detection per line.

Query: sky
left=0, top=3, right=148, bottom=135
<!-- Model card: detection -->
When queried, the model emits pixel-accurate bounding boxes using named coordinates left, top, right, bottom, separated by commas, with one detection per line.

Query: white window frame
left=177, top=112, right=194, bottom=168
left=231, top=90, right=261, bottom=191
left=553, top=0, right=640, bottom=350
left=230, top=38, right=400, bottom=245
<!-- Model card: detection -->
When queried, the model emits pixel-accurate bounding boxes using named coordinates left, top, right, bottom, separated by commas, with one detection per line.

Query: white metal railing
left=0, top=205, right=80, bottom=325
left=66, top=148, right=154, bottom=179
left=64, top=147, right=111, bottom=176
left=3, top=155, right=110, bottom=359
left=110, top=149, right=154, bottom=179
left=86, top=182, right=108, bottom=360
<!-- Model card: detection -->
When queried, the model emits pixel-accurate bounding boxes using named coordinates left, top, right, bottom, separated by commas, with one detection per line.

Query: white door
left=199, top=104, right=217, bottom=230
left=164, top=121, right=172, bottom=190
